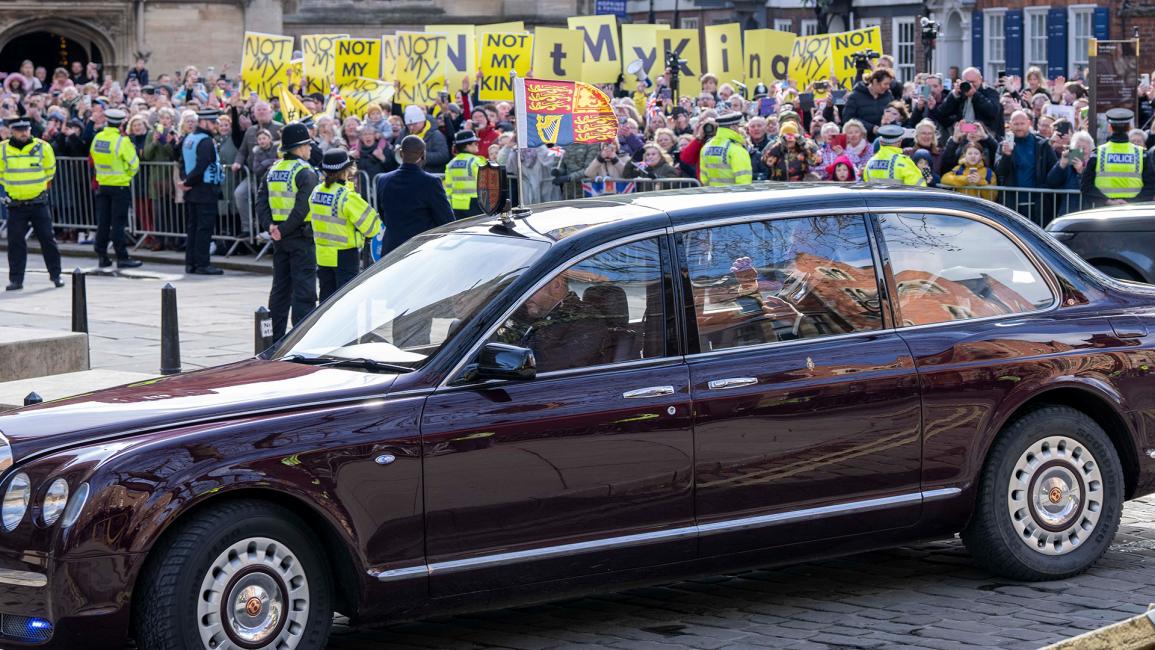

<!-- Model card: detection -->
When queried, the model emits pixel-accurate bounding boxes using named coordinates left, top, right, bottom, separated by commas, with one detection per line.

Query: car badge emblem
left=1049, top=487, right=1063, bottom=504
left=245, top=597, right=262, bottom=617
left=806, top=357, right=815, bottom=371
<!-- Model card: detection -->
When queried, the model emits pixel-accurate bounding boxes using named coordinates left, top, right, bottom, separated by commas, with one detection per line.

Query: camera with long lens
left=666, top=51, right=687, bottom=94
left=850, top=49, right=880, bottom=78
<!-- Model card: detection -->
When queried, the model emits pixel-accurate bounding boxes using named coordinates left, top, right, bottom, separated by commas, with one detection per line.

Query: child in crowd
left=940, top=142, right=996, bottom=200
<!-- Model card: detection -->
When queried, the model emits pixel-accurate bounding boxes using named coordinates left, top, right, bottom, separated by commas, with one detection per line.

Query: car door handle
left=708, top=377, right=759, bottom=390
left=622, top=385, right=675, bottom=399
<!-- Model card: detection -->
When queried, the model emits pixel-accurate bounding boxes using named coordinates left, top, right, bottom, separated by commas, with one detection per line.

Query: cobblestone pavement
left=328, top=497, right=1155, bottom=650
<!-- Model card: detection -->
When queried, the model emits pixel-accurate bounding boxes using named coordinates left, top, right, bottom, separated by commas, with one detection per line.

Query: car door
left=873, top=211, right=1060, bottom=489
left=421, top=234, right=694, bottom=596
left=680, top=213, right=925, bottom=556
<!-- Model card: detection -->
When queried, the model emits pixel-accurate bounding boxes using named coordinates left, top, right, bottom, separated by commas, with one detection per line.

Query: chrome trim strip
left=696, top=492, right=922, bottom=535
left=708, top=377, right=759, bottom=391
left=369, top=488, right=962, bottom=581
left=622, top=385, right=675, bottom=399
left=440, top=227, right=676, bottom=388
left=670, top=206, right=868, bottom=233
left=0, top=569, right=47, bottom=588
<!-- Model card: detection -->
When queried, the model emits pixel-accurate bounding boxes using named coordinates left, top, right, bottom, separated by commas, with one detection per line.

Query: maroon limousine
left=1, top=184, right=1154, bottom=650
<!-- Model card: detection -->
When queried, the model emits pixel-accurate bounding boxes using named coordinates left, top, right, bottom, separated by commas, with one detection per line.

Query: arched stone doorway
left=0, top=18, right=115, bottom=78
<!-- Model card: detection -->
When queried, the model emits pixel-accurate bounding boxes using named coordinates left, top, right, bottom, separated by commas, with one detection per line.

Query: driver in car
left=496, top=274, right=611, bottom=372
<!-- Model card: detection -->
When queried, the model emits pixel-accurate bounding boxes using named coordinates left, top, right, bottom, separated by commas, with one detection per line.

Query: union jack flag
left=582, top=178, right=636, bottom=197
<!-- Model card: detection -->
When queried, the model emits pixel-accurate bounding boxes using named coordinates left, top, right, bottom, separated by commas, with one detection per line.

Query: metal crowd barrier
left=51, top=157, right=99, bottom=231
left=129, top=162, right=252, bottom=256
left=941, top=185, right=1086, bottom=226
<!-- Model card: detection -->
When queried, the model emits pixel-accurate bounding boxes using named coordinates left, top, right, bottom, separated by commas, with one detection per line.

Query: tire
left=1094, top=263, right=1142, bottom=283
left=962, top=406, right=1124, bottom=581
left=135, top=500, right=333, bottom=650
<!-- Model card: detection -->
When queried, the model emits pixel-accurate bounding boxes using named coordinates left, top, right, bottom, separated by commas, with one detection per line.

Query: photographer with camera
left=935, top=67, right=1003, bottom=140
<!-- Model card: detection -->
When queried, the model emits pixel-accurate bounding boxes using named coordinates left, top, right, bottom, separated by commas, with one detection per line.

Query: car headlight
left=41, top=479, right=69, bottom=526
left=3, top=473, right=31, bottom=531
left=60, top=483, right=88, bottom=529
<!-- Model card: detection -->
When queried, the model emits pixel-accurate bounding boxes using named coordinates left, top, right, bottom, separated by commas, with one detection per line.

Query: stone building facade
left=0, top=0, right=581, bottom=80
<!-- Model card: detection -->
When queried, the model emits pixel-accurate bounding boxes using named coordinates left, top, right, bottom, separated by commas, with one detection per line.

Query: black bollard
left=23, top=392, right=43, bottom=406
left=70, top=269, right=87, bottom=333
left=254, top=306, right=274, bottom=355
left=160, top=283, right=181, bottom=375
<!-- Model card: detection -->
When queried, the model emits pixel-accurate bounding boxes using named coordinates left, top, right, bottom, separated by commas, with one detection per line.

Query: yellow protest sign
left=334, top=38, right=381, bottom=84
left=396, top=32, right=445, bottom=107
left=302, top=34, right=348, bottom=95
left=621, top=23, right=669, bottom=83
left=704, top=23, right=744, bottom=83
left=568, top=16, right=621, bottom=84
left=831, top=26, right=883, bottom=89
left=660, top=29, right=702, bottom=97
left=745, top=29, right=795, bottom=86
left=287, top=58, right=303, bottom=92
left=241, top=32, right=293, bottom=100
left=479, top=32, right=532, bottom=101
left=339, top=77, right=395, bottom=117
left=477, top=21, right=524, bottom=34
left=532, top=27, right=583, bottom=81
left=381, top=35, right=398, bottom=81
left=280, top=87, right=310, bottom=124
left=788, top=34, right=832, bottom=90
left=425, top=25, right=474, bottom=93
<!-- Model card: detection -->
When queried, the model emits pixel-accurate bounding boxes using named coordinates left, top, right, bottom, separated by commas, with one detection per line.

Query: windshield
left=275, top=232, right=549, bottom=368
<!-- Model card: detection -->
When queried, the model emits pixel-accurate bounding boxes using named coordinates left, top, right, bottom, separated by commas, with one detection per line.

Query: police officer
left=444, top=130, right=485, bottom=220
left=258, top=123, right=318, bottom=341
left=862, top=125, right=927, bottom=186
left=0, top=117, right=62, bottom=291
left=1083, top=108, right=1155, bottom=206
left=179, top=108, right=225, bottom=275
left=90, top=108, right=143, bottom=268
left=699, top=112, right=752, bottom=187
left=310, top=149, right=382, bottom=301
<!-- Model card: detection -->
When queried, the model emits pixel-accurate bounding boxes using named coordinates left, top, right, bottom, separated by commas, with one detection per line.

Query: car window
left=877, top=213, right=1054, bottom=327
left=681, top=215, right=883, bottom=353
left=487, top=237, right=666, bottom=374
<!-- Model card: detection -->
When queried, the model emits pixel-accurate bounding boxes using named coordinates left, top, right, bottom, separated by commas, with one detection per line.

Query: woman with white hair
left=1047, top=130, right=1095, bottom=217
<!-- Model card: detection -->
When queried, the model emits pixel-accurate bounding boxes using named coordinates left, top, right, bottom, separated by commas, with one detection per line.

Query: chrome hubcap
left=1007, top=436, right=1104, bottom=556
left=197, top=537, right=310, bottom=649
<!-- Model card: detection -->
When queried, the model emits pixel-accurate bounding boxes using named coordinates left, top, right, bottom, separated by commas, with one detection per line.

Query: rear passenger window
left=682, top=216, right=883, bottom=352
left=878, top=213, right=1054, bottom=327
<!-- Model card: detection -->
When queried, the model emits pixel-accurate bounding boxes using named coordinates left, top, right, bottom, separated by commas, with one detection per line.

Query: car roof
left=1053, top=203, right=1155, bottom=222
left=459, top=183, right=1004, bottom=246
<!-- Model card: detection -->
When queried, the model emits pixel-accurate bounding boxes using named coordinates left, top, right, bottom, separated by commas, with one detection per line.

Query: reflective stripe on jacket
left=0, top=138, right=55, bottom=200
left=309, top=181, right=382, bottom=267
left=90, top=127, right=138, bottom=187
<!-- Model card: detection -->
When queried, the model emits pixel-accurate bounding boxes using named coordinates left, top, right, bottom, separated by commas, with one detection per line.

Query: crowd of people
left=0, top=50, right=1147, bottom=286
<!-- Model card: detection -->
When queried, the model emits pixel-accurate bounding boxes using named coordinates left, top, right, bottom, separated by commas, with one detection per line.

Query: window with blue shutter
left=1093, top=7, right=1109, bottom=41
left=1004, top=9, right=1024, bottom=77
left=1047, top=8, right=1067, bottom=79
left=972, top=12, right=984, bottom=72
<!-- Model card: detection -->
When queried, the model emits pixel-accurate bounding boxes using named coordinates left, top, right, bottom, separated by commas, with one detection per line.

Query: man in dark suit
left=375, top=135, right=455, bottom=256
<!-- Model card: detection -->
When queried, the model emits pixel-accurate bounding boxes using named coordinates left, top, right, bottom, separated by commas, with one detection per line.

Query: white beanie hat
left=403, top=105, right=425, bottom=125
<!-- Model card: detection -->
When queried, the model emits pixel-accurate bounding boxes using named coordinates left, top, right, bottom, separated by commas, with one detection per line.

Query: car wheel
left=962, top=406, right=1124, bottom=581
left=135, top=500, right=333, bottom=650
left=1094, top=263, right=1142, bottom=282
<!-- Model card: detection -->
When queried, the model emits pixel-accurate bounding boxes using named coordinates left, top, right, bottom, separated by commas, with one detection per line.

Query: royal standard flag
left=514, top=77, right=617, bottom=148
